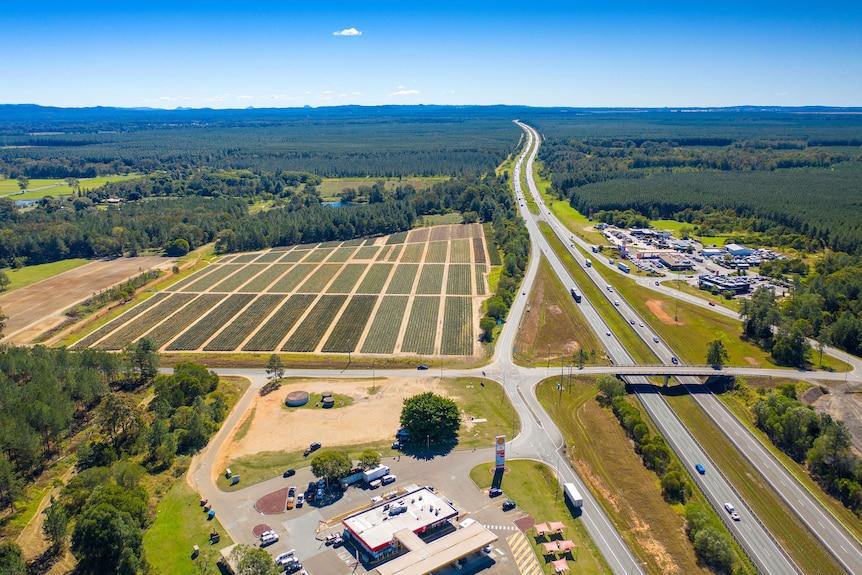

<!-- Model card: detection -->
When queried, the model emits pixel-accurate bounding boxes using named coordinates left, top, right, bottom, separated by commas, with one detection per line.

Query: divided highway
left=515, top=121, right=862, bottom=574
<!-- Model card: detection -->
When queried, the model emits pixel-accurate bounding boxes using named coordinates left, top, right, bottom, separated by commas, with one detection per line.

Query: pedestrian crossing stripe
left=507, top=531, right=542, bottom=575
left=482, top=524, right=517, bottom=531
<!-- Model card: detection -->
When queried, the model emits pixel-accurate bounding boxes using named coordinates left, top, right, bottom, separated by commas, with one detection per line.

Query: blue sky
left=2, top=1, right=860, bottom=109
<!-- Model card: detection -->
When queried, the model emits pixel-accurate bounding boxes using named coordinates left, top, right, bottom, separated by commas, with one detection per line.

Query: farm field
left=0, top=255, right=175, bottom=345
left=73, top=224, right=490, bottom=357
left=0, top=174, right=139, bottom=199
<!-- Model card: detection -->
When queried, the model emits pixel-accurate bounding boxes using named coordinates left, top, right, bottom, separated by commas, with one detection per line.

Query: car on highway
left=671, top=357, right=679, bottom=364
left=724, top=502, right=735, bottom=514
left=489, top=487, right=503, bottom=497
left=502, top=499, right=517, bottom=511
left=709, top=301, right=716, bottom=306
left=629, top=319, right=635, bottom=325
left=695, top=464, right=705, bottom=474
left=417, top=364, right=428, bottom=370
left=653, top=337, right=659, bottom=343
left=606, top=331, right=612, bottom=337
left=614, top=300, right=620, bottom=306
left=731, top=512, right=741, bottom=521
left=655, top=281, right=660, bottom=286
left=639, top=322, right=644, bottom=327
left=283, top=468, right=295, bottom=478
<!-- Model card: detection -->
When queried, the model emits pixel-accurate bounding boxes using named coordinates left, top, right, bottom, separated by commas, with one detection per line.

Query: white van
left=381, top=474, right=396, bottom=485
left=369, top=479, right=382, bottom=489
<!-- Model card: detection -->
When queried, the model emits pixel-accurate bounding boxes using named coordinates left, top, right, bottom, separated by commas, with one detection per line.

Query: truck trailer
left=362, top=465, right=391, bottom=483
left=563, top=482, right=583, bottom=509
left=569, top=288, right=582, bottom=303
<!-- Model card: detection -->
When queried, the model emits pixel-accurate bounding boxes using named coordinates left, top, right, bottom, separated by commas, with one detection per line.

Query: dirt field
left=215, top=377, right=451, bottom=470
left=645, top=299, right=684, bottom=326
left=805, top=383, right=862, bottom=457
left=0, top=256, right=175, bottom=344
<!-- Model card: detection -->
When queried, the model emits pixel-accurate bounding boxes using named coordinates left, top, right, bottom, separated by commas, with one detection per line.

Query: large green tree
left=229, top=544, right=280, bottom=575
left=43, top=495, right=69, bottom=553
left=596, top=374, right=625, bottom=400
left=400, top=392, right=460, bottom=446
left=71, top=502, right=146, bottom=575
left=357, top=449, right=381, bottom=471
left=310, top=451, right=352, bottom=485
left=0, top=541, right=26, bottom=575
left=706, top=340, right=729, bottom=368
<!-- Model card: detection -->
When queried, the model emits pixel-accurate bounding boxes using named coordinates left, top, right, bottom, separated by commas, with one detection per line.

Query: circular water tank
left=285, top=391, right=309, bottom=407
left=321, top=397, right=335, bottom=408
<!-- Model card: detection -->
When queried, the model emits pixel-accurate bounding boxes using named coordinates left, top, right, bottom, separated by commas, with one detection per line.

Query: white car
left=275, top=551, right=295, bottom=566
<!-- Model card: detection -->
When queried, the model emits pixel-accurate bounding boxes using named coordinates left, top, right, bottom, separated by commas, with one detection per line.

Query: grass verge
left=513, top=256, right=604, bottom=367
left=143, top=481, right=234, bottom=575
left=536, top=375, right=753, bottom=574
left=470, top=459, right=610, bottom=575
left=441, top=377, right=521, bottom=448
left=664, top=387, right=845, bottom=575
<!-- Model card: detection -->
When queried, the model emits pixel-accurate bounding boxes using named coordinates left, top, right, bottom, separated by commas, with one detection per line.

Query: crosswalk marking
left=481, top=523, right=518, bottom=531
left=507, top=531, right=542, bottom=575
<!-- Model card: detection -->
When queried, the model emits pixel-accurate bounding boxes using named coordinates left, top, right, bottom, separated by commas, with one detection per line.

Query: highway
left=515, top=121, right=862, bottom=574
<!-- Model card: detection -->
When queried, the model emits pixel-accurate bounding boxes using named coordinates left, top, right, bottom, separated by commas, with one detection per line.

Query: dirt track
left=0, top=256, right=175, bottom=344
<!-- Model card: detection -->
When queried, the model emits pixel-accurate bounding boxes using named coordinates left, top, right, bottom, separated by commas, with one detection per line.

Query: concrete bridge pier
left=664, top=375, right=670, bottom=387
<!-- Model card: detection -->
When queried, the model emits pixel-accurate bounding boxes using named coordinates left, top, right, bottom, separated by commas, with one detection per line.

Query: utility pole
left=547, top=344, right=551, bottom=369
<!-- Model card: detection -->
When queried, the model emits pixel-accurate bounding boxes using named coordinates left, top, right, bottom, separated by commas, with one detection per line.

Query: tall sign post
left=495, top=435, right=506, bottom=470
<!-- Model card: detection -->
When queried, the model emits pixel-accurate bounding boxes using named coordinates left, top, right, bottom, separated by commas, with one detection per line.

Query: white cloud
left=334, top=27, right=362, bottom=36
left=391, top=89, right=420, bottom=96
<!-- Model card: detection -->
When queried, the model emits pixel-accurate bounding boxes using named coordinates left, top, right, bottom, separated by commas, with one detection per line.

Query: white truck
left=363, top=464, right=390, bottom=483
left=563, top=482, right=583, bottom=509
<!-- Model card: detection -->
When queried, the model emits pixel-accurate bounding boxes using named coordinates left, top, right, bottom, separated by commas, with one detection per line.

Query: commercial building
left=725, top=243, right=753, bottom=257
left=698, top=274, right=752, bottom=295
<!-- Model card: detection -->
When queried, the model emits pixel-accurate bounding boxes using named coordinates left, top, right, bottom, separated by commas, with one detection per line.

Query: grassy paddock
left=441, top=377, right=520, bottom=448
left=316, top=176, right=447, bottom=199
left=0, top=175, right=138, bottom=198
left=1, top=258, right=90, bottom=291
left=469, top=460, right=610, bottom=575
left=419, top=212, right=463, bottom=226
left=664, top=389, right=845, bottom=575
left=143, top=481, right=234, bottom=575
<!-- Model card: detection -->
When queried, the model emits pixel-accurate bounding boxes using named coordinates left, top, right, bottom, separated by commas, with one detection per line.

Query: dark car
left=283, top=468, right=295, bottom=478
left=391, top=441, right=402, bottom=450
left=310, top=442, right=321, bottom=452
left=671, top=357, right=679, bottom=364
left=695, top=463, right=706, bottom=475
left=417, top=364, right=429, bottom=370
left=489, top=487, right=503, bottom=498
left=308, top=481, right=316, bottom=493
left=502, top=500, right=516, bottom=511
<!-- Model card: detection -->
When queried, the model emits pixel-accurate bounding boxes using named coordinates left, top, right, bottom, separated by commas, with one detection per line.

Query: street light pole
left=547, top=344, right=551, bottom=369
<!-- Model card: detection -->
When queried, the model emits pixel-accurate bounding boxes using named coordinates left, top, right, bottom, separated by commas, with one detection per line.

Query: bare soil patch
left=215, top=377, right=451, bottom=469
left=645, top=299, right=684, bottom=326
left=0, top=256, right=175, bottom=344
left=810, top=383, right=862, bottom=457
left=255, top=488, right=288, bottom=514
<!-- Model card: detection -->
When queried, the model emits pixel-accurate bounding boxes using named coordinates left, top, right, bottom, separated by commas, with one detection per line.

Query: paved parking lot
left=245, top=447, right=529, bottom=574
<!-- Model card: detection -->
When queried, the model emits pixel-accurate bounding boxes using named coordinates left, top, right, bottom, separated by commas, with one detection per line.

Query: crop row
left=74, top=292, right=170, bottom=349
left=146, top=294, right=227, bottom=348
left=281, top=295, right=348, bottom=352
left=327, top=264, right=368, bottom=293
left=278, top=249, right=308, bottom=262
left=484, top=223, right=502, bottom=265
left=400, top=296, right=439, bottom=354
left=327, top=247, right=358, bottom=262
left=181, top=264, right=242, bottom=292
left=441, top=297, right=474, bottom=355
left=472, top=237, right=487, bottom=264
left=386, top=264, right=419, bottom=294
left=97, top=293, right=197, bottom=349
left=446, top=265, right=472, bottom=295
left=400, top=243, right=425, bottom=263
left=303, top=248, right=334, bottom=263
left=232, top=252, right=261, bottom=263
left=361, top=296, right=408, bottom=354
left=450, top=239, right=472, bottom=263
left=386, top=245, right=403, bottom=261
left=297, top=264, right=340, bottom=293
left=342, top=238, right=365, bottom=247
left=166, top=265, right=220, bottom=292
left=319, top=240, right=342, bottom=248
left=356, top=263, right=392, bottom=293
left=254, top=250, right=286, bottom=262
left=166, top=294, right=255, bottom=351
left=203, top=294, right=287, bottom=351
left=363, top=237, right=378, bottom=246
left=386, top=231, right=408, bottom=245
left=242, top=294, right=316, bottom=351
left=321, top=295, right=378, bottom=353
left=475, top=265, right=487, bottom=296
left=425, top=241, right=448, bottom=263
left=211, top=264, right=267, bottom=292
left=376, top=246, right=393, bottom=261
left=416, top=264, right=444, bottom=294
left=267, top=263, right=316, bottom=292
left=239, top=264, right=292, bottom=292
left=353, top=246, right=380, bottom=260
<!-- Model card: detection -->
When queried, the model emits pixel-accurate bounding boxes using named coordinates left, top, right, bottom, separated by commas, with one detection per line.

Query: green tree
left=357, top=449, right=380, bottom=471
left=0, top=270, right=9, bottom=291
left=310, top=451, right=352, bottom=485
left=97, top=394, right=140, bottom=452
left=400, top=392, right=460, bottom=446
left=0, top=540, right=26, bottom=575
left=692, top=526, right=734, bottom=573
left=71, top=502, right=146, bottom=575
left=574, top=348, right=589, bottom=369
left=229, top=544, right=280, bottom=575
left=596, top=374, right=625, bottom=400
left=124, top=337, right=159, bottom=383
left=739, top=286, right=780, bottom=343
left=43, top=495, right=69, bottom=553
left=16, top=175, right=29, bottom=193
left=479, top=316, right=496, bottom=342
left=265, top=354, right=284, bottom=380
left=706, top=340, right=729, bottom=368
left=0, top=451, right=22, bottom=510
